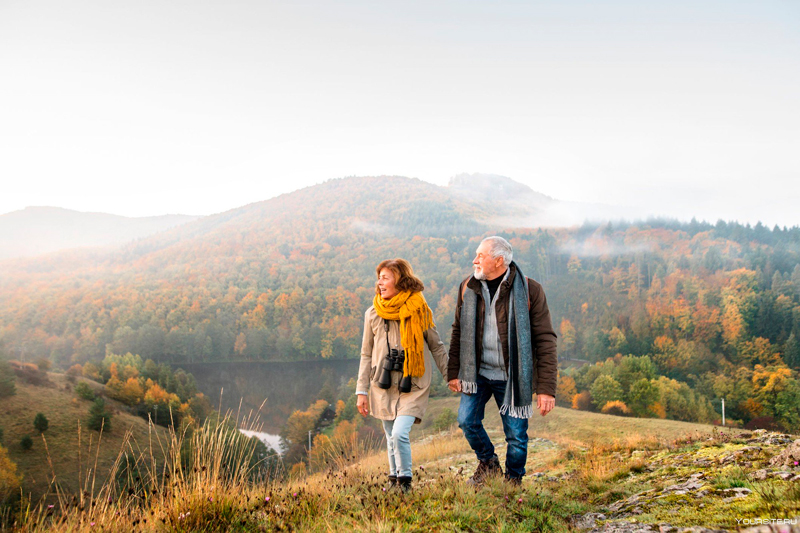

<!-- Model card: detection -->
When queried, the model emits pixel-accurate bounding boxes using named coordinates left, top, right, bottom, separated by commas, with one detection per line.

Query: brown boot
left=467, top=455, right=503, bottom=486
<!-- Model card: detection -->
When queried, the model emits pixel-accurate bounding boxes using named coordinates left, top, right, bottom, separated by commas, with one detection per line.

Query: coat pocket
left=369, top=366, right=377, bottom=382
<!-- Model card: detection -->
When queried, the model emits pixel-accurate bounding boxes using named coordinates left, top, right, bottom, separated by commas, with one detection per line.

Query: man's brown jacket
left=448, top=262, right=558, bottom=397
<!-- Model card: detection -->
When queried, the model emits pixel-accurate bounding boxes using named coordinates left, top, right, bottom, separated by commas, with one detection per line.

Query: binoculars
left=377, top=348, right=412, bottom=393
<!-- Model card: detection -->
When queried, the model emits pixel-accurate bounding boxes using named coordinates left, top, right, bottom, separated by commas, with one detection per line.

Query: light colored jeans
left=382, top=415, right=415, bottom=478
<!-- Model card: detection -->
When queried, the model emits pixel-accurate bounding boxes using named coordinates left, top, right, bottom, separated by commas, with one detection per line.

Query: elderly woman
left=356, top=258, right=448, bottom=492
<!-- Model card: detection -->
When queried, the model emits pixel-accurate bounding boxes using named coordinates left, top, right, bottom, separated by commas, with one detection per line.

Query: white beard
left=473, top=268, right=486, bottom=280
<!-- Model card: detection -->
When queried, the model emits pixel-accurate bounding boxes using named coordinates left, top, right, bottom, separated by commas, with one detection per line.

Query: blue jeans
left=382, top=415, right=415, bottom=478
left=457, top=374, right=529, bottom=479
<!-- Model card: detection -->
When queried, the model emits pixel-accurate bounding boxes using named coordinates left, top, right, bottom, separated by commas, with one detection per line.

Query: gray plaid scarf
left=458, top=263, right=533, bottom=419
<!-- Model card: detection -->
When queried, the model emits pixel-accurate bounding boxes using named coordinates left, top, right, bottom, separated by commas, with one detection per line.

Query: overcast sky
left=1, top=0, right=798, bottom=226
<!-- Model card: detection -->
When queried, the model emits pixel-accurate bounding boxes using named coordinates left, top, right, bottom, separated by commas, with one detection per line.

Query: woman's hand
left=448, top=379, right=461, bottom=393
left=357, top=394, right=369, bottom=417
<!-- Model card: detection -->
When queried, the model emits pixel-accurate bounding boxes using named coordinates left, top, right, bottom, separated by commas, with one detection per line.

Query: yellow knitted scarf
left=373, top=291, right=434, bottom=378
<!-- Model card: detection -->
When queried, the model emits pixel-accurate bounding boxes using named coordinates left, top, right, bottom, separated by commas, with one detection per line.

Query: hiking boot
left=504, top=473, right=522, bottom=486
left=397, top=476, right=412, bottom=493
left=467, top=455, right=503, bottom=486
left=388, top=475, right=398, bottom=489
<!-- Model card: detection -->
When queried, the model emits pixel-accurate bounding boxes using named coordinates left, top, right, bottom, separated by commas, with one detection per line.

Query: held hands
left=447, top=379, right=461, bottom=393
left=537, top=394, right=555, bottom=416
left=357, top=394, right=369, bottom=417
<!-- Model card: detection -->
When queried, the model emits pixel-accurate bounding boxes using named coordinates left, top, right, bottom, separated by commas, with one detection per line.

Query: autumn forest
left=1, top=176, right=800, bottom=431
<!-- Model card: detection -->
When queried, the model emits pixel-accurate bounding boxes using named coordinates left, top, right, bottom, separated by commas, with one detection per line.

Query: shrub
left=572, top=390, right=592, bottom=411
left=433, top=408, right=457, bottom=432
left=35, top=358, right=51, bottom=372
left=601, top=400, right=632, bottom=417
left=9, top=361, right=48, bottom=386
left=74, top=381, right=96, bottom=401
left=33, top=413, right=49, bottom=433
left=88, top=398, right=112, bottom=432
left=744, top=416, right=780, bottom=431
left=20, top=436, right=32, bottom=451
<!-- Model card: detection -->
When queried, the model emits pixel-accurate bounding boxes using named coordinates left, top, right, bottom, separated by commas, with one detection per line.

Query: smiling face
left=377, top=268, right=399, bottom=300
left=473, top=240, right=506, bottom=281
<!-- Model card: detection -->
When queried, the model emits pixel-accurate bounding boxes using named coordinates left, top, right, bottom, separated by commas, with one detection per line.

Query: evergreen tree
left=33, top=413, right=49, bottom=433
left=785, top=333, right=800, bottom=370
left=20, top=436, right=32, bottom=450
left=88, top=398, right=112, bottom=432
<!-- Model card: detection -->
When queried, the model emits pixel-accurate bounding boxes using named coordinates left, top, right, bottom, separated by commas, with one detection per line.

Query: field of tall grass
left=3, top=397, right=799, bottom=531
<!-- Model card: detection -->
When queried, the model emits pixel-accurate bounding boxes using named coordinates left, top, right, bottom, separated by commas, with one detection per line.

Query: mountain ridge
left=0, top=206, right=200, bottom=260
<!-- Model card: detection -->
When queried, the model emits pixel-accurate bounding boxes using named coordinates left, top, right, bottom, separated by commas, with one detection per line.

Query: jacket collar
left=466, top=261, right=518, bottom=293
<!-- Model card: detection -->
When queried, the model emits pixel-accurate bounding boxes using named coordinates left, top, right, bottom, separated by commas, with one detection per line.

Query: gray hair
left=481, top=236, right=513, bottom=266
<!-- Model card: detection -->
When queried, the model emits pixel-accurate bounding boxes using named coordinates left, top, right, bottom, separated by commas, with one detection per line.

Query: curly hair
left=375, top=258, right=425, bottom=296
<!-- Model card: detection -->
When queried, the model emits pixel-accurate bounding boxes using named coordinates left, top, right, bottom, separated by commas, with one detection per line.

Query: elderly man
left=448, top=236, right=557, bottom=485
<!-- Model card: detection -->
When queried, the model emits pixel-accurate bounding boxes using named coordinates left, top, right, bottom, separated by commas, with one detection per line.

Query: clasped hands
left=448, top=379, right=555, bottom=416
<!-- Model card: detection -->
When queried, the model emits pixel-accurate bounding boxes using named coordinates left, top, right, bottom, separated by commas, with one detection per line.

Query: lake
left=174, top=359, right=359, bottom=433
left=239, top=429, right=285, bottom=454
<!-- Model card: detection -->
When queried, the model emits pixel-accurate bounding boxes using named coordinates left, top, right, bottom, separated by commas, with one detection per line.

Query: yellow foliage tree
left=308, top=433, right=333, bottom=470
left=289, top=461, right=307, bottom=479
left=282, top=411, right=316, bottom=451
left=0, top=445, right=21, bottom=502
left=144, top=383, right=180, bottom=410
left=119, top=377, right=144, bottom=406
left=649, top=402, right=667, bottom=419
left=571, top=391, right=592, bottom=411
left=556, top=375, right=577, bottom=407
left=334, top=400, right=346, bottom=418
left=120, top=364, right=139, bottom=381
left=104, top=375, right=124, bottom=400
left=332, top=419, right=357, bottom=444
left=559, top=319, right=576, bottom=357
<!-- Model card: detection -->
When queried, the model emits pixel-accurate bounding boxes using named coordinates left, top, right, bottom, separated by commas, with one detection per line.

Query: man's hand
left=357, top=394, right=369, bottom=417
left=537, top=394, right=555, bottom=416
left=448, top=379, right=462, bottom=393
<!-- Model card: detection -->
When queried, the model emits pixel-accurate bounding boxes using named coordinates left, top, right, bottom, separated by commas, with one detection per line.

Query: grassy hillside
left=422, top=397, right=716, bottom=445
left=0, top=372, right=168, bottom=502
left=9, top=398, right=799, bottom=531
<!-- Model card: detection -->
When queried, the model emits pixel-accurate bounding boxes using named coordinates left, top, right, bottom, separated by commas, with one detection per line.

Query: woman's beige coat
left=356, top=305, right=448, bottom=423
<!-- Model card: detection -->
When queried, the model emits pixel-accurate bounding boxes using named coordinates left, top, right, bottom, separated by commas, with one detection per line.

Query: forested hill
left=0, top=176, right=491, bottom=364
left=2, top=175, right=800, bottom=429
